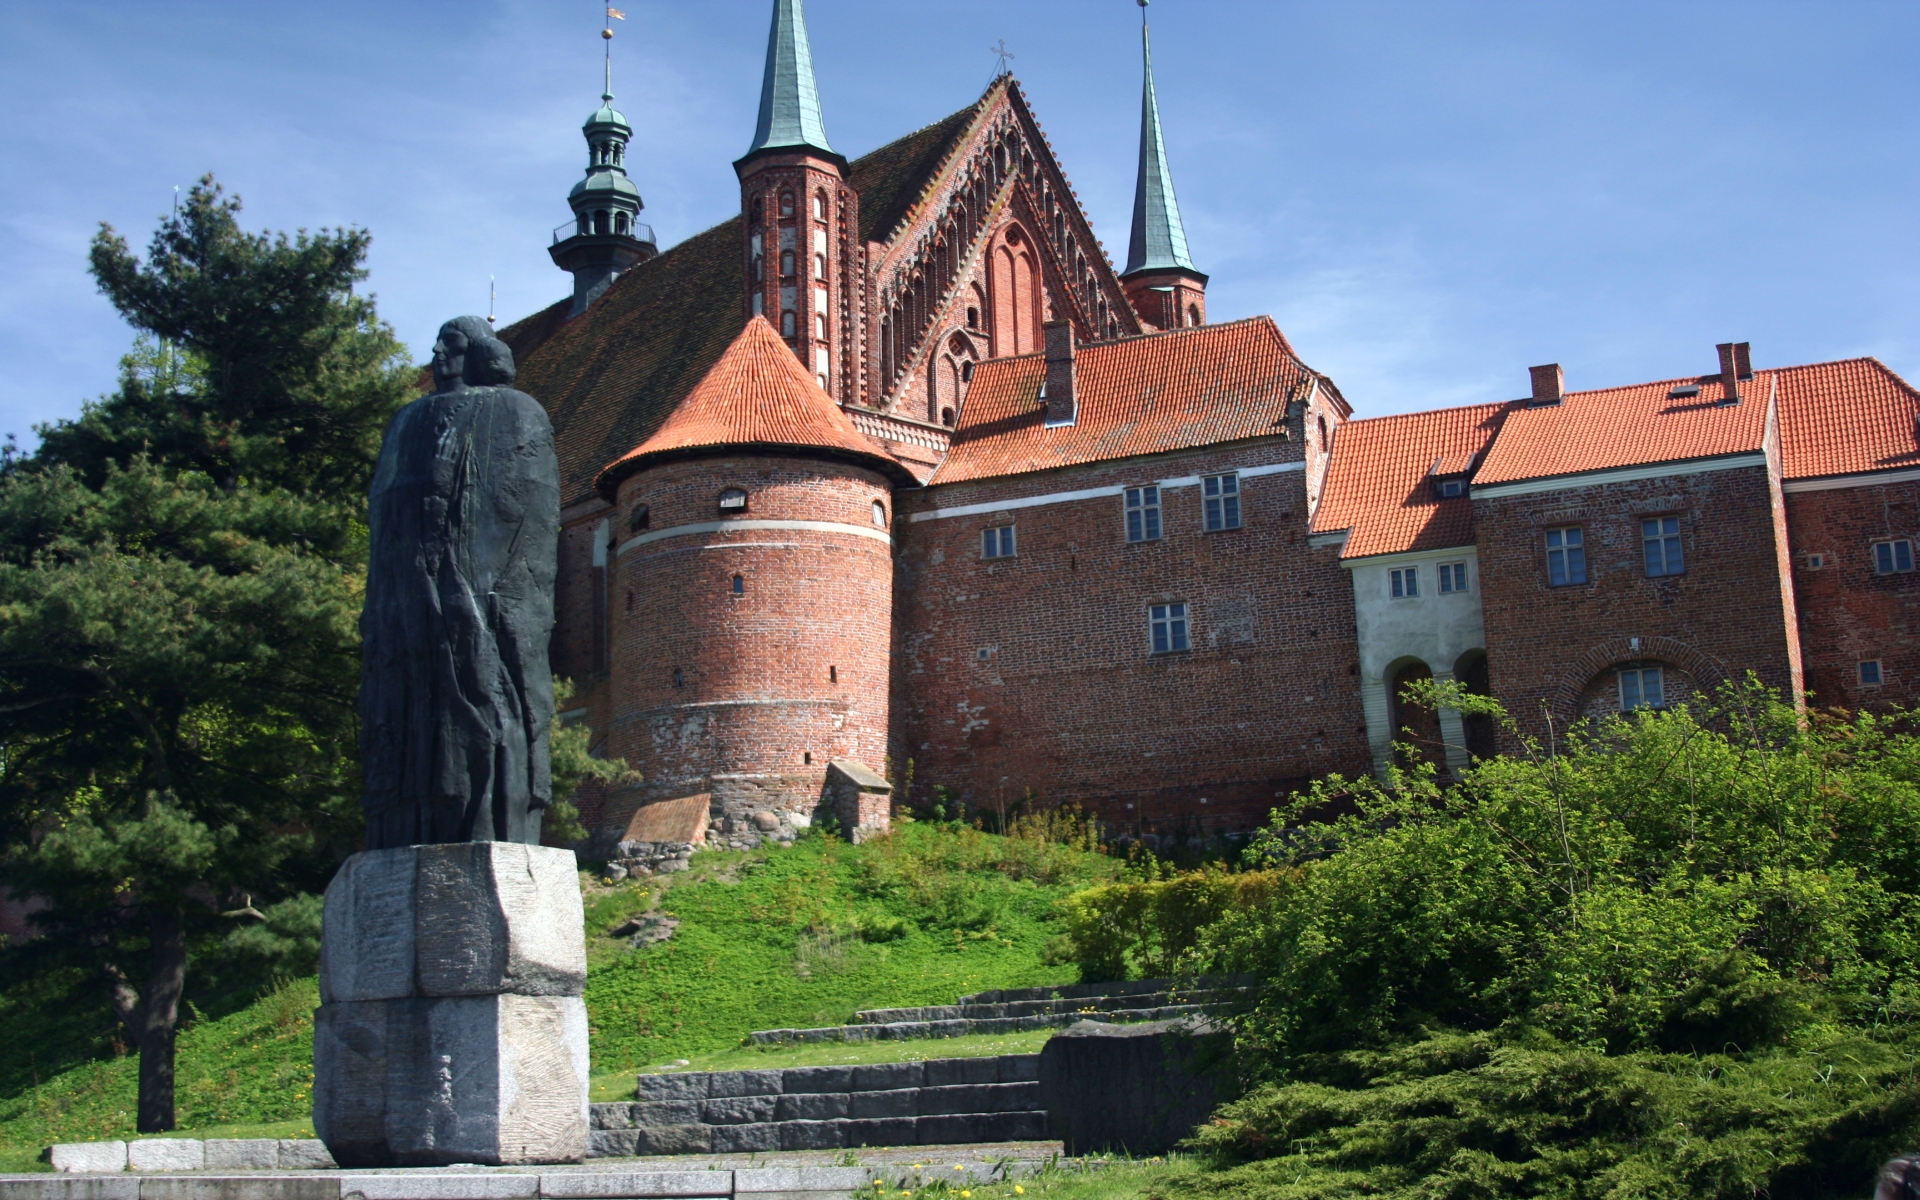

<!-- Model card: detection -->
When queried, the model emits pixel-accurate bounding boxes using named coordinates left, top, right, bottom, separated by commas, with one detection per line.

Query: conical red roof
left=595, top=316, right=913, bottom=497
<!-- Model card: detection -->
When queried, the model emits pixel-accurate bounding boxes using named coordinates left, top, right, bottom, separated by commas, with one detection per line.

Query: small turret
left=1120, top=3, right=1208, bottom=331
left=550, top=30, right=657, bottom=318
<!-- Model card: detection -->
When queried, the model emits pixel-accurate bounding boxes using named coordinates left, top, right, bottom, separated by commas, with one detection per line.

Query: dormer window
left=719, top=488, right=748, bottom=514
left=1433, top=478, right=1466, bottom=499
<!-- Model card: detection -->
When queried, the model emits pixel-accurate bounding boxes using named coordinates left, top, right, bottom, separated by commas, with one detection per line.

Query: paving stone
left=630, top=1101, right=703, bottom=1129
left=778, top=1066, right=852, bottom=1094
left=275, top=1142, right=337, bottom=1170
left=201, top=1140, right=278, bottom=1171
left=127, top=1139, right=204, bottom=1172
left=705, top=1069, right=782, bottom=1097
left=631, top=1125, right=713, bottom=1157
left=587, top=1129, right=638, bottom=1158
left=845, top=1088, right=917, bottom=1120
left=699, top=1095, right=776, bottom=1124
left=842, top=1118, right=918, bottom=1148
left=774, top=1092, right=848, bottom=1121
left=46, top=1143, right=127, bottom=1174
left=776, top=1120, right=847, bottom=1151
left=633, top=1074, right=708, bottom=1102
left=925, top=1059, right=998, bottom=1087
left=917, top=1085, right=993, bottom=1116
left=850, top=1062, right=923, bottom=1092
left=709, top=1125, right=778, bottom=1154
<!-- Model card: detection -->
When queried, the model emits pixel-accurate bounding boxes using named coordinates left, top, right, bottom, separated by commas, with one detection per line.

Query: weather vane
left=602, top=4, right=625, bottom=99
left=990, top=39, right=1014, bottom=77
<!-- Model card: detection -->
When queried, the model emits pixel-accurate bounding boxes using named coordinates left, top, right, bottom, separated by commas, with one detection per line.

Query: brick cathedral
left=491, top=1, right=1920, bottom=850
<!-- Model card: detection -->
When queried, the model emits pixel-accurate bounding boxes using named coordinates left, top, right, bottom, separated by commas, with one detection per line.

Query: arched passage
left=1454, top=649, right=1497, bottom=763
left=1387, top=658, right=1442, bottom=772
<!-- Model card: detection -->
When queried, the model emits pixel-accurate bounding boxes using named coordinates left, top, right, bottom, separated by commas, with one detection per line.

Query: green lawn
left=0, top=822, right=1118, bottom=1170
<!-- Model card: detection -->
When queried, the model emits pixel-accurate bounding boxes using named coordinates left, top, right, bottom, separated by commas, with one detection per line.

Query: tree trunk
left=135, top=906, right=187, bottom=1133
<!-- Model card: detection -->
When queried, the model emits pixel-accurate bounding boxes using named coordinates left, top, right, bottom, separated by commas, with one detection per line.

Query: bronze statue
left=358, top=317, right=559, bottom=848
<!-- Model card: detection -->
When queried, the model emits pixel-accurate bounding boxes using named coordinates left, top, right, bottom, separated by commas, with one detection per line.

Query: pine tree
left=0, top=178, right=413, bottom=1131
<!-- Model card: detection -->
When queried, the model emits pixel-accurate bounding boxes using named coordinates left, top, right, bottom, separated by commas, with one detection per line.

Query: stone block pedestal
left=315, top=843, right=589, bottom=1167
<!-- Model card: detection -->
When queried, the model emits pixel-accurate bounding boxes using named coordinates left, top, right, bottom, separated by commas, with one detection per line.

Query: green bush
left=1053, top=867, right=1289, bottom=981
left=1174, top=680, right=1920, bottom=1196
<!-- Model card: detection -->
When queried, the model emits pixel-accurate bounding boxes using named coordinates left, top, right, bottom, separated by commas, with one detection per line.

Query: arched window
left=732, top=574, right=744, bottom=595
left=615, top=213, right=629, bottom=235
left=967, top=306, right=979, bottom=330
left=941, top=407, right=955, bottom=426
left=961, top=361, right=974, bottom=383
left=628, top=504, right=650, bottom=532
left=781, top=311, right=796, bottom=338
left=780, top=251, right=794, bottom=278
left=593, top=210, right=607, bottom=234
left=815, top=312, right=827, bottom=339
left=1318, top=416, right=1329, bottom=450
left=779, top=191, right=795, bottom=217
left=814, top=252, right=827, bottom=277
left=718, top=487, right=748, bottom=513
left=871, top=500, right=887, bottom=528
left=813, top=191, right=826, bottom=220
left=1188, top=304, right=1201, bottom=327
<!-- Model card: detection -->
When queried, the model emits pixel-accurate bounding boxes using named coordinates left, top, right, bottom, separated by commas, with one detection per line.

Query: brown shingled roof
left=930, top=317, right=1323, bottom=486
left=1312, top=403, right=1513, bottom=559
left=596, top=316, right=913, bottom=497
left=504, top=97, right=991, bottom=508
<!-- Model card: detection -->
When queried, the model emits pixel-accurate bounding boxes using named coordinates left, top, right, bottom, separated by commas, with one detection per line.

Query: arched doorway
left=1388, top=659, right=1443, bottom=772
left=1454, top=649, right=1497, bottom=763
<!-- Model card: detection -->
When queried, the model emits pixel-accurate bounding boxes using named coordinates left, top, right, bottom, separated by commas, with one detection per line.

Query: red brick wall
left=607, top=454, right=896, bottom=837
left=1785, top=479, right=1920, bottom=710
left=893, top=437, right=1369, bottom=836
left=1473, top=463, right=1801, bottom=739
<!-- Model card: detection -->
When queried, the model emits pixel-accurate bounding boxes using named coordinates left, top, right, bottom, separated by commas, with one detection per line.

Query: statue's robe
left=358, top=384, right=560, bottom=848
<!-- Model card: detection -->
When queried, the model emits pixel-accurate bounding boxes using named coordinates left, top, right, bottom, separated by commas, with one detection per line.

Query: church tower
left=736, top=0, right=863, bottom=407
left=550, top=32, right=657, bottom=318
left=1119, top=6, right=1207, bottom=331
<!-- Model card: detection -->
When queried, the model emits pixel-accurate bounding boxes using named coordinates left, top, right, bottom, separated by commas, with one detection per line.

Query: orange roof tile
left=595, top=316, right=913, bottom=498
left=1774, top=357, right=1920, bottom=480
left=930, top=318, right=1335, bottom=486
left=1473, top=373, right=1772, bottom=487
left=1312, top=402, right=1513, bottom=559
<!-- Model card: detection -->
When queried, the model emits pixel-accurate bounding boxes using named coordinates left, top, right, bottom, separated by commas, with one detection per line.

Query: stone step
left=748, top=1004, right=1214, bottom=1046
left=591, top=1055, right=1049, bottom=1156
left=851, top=988, right=1248, bottom=1024
left=955, top=974, right=1259, bottom=1006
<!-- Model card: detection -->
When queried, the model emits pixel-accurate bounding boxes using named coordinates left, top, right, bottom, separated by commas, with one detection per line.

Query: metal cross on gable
left=989, top=39, right=1014, bottom=77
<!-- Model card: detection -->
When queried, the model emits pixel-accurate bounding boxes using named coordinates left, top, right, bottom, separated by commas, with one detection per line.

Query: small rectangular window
left=1619, top=667, right=1665, bottom=710
left=1125, top=485, right=1162, bottom=543
left=1860, top=660, right=1884, bottom=687
left=1203, top=474, right=1241, bottom=531
left=1546, top=526, right=1587, bottom=586
left=1874, top=540, right=1914, bottom=574
left=1642, top=516, right=1684, bottom=577
left=1149, top=602, right=1189, bottom=653
left=1390, top=567, right=1419, bottom=598
left=1438, top=562, right=1468, bottom=593
left=982, top=526, right=1016, bottom=559
left=1435, top=479, right=1465, bottom=498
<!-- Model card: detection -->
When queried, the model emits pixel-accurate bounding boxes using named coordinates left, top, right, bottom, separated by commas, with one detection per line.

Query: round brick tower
left=594, top=317, right=916, bottom=844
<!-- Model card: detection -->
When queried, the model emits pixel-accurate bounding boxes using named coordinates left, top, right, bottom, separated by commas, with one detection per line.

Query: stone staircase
left=590, top=1055, right=1047, bottom=1156
left=747, top=976, right=1255, bottom=1045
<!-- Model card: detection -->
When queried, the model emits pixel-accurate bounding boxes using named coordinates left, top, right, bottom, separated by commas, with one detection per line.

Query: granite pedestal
left=315, top=844, right=588, bottom=1168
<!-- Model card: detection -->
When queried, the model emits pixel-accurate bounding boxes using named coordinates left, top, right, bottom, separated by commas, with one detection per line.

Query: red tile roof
left=929, top=317, right=1337, bottom=486
left=1473, top=373, right=1772, bottom=487
left=595, top=316, right=914, bottom=498
left=1774, top=357, right=1920, bottom=480
left=1312, top=402, right=1513, bottom=559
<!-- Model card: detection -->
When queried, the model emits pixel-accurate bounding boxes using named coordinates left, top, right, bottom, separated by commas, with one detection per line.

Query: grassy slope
left=0, top=822, right=1116, bottom=1171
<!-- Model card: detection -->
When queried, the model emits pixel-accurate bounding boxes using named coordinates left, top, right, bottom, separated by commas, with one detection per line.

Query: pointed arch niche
left=930, top=331, right=980, bottom=425
left=989, top=224, right=1040, bottom=355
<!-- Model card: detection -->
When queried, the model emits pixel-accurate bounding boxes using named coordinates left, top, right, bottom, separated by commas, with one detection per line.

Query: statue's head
left=431, top=316, right=517, bottom=391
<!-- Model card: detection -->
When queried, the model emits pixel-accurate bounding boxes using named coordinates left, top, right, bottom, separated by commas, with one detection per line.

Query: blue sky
left=2, top=1, right=1916, bottom=443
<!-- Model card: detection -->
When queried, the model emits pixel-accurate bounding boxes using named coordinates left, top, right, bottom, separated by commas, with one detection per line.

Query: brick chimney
left=1529, top=363, right=1564, bottom=406
left=1716, top=342, right=1750, bottom=403
left=1043, top=320, right=1076, bottom=426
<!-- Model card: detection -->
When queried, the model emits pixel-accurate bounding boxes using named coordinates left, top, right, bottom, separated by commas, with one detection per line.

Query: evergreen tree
left=0, top=179, right=412, bottom=1131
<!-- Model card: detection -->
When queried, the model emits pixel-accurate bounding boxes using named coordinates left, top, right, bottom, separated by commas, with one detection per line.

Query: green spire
left=746, top=0, right=833, bottom=157
left=1124, top=16, right=1197, bottom=277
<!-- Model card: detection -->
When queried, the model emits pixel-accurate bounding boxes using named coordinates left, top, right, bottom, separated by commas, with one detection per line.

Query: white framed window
left=871, top=500, right=887, bottom=529
left=1619, top=666, right=1665, bottom=710
left=1438, top=562, right=1469, bottom=593
left=1860, top=660, right=1885, bottom=687
left=1435, top=478, right=1465, bottom=498
left=1874, top=540, right=1914, bottom=574
left=1390, top=567, right=1418, bottom=598
left=1642, top=516, right=1684, bottom=577
left=1547, top=526, right=1587, bottom=586
left=1149, top=602, right=1190, bottom=653
left=1125, top=485, right=1162, bottom=543
left=718, top=488, right=748, bottom=513
left=1203, top=473, right=1241, bottom=531
left=982, top=526, right=1015, bottom=559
